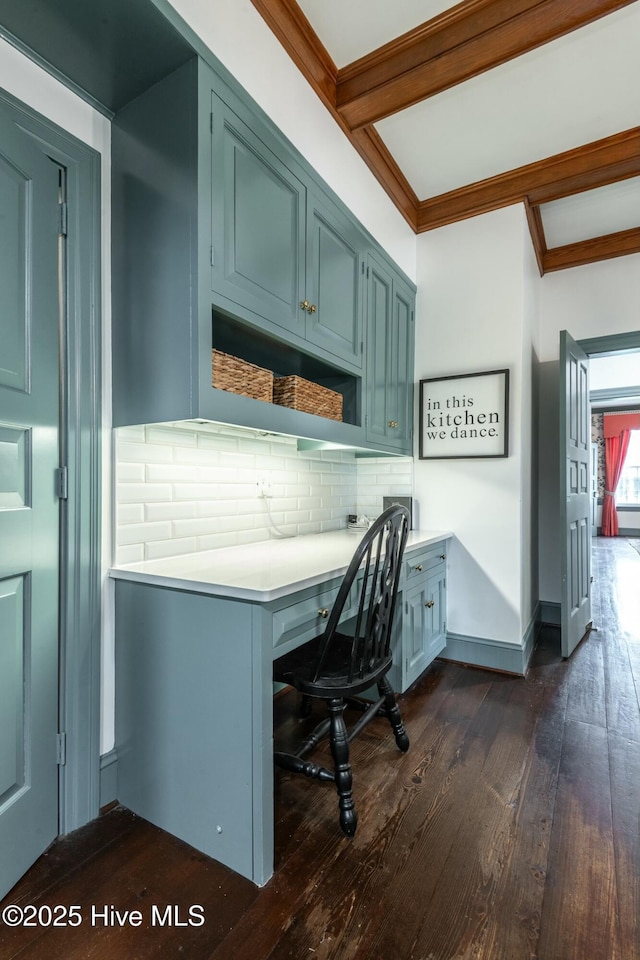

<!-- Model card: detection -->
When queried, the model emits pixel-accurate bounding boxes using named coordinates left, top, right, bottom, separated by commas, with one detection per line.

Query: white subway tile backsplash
left=146, top=463, right=197, bottom=482
left=117, top=462, right=146, bottom=482
left=145, top=501, right=197, bottom=522
left=145, top=537, right=198, bottom=560
left=118, top=441, right=173, bottom=463
left=146, top=426, right=198, bottom=447
left=118, top=482, right=173, bottom=503
left=118, top=504, right=145, bottom=524
left=117, top=544, right=145, bottom=564
left=113, top=422, right=414, bottom=564
left=118, top=425, right=146, bottom=442
left=117, top=520, right=172, bottom=546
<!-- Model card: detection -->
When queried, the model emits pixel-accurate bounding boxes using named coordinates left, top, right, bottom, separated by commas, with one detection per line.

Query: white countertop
left=109, top=528, right=452, bottom=603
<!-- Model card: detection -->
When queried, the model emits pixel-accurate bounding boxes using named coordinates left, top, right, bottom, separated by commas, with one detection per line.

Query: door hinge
left=58, top=200, right=68, bottom=237
left=210, top=111, right=214, bottom=134
left=55, top=466, right=68, bottom=500
left=57, top=732, right=67, bottom=766
left=210, top=246, right=215, bottom=267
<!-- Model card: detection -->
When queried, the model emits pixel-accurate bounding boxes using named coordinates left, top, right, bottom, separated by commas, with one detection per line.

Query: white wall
left=414, top=205, right=534, bottom=646
left=538, top=254, right=640, bottom=363
left=168, top=0, right=416, bottom=280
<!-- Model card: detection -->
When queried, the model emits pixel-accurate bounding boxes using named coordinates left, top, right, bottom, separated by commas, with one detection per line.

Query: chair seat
left=274, top=630, right=393, bottom=698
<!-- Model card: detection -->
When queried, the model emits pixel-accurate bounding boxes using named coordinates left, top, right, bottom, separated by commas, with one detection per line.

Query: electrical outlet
left=257, top=478, right=272, bottom=497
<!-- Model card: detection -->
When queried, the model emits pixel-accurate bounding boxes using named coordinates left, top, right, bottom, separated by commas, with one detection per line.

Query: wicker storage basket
left=273, top=375, right=343, bottom=422
left=212, top=349, right=273, bottom=403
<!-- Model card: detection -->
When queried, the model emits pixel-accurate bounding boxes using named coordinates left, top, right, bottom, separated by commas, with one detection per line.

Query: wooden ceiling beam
left=524, top=199, right=546, bottom=276
left=543, top=227, right=640, bottom=272
left=336, top=0, right=637, bottom=129
left=417, top=128, right=640, bottom=232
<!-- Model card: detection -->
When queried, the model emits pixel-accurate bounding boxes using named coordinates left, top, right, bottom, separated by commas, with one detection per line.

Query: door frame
left=0, top=88, right=102, bottom=835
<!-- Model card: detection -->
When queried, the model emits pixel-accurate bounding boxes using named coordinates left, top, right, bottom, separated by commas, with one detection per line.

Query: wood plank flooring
left=2, top=536, right=638, bottom=960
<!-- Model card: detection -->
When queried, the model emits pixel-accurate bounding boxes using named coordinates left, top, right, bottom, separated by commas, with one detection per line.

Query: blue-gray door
left=0, top=104, right=61, bottom=897
left=559, top=330, right=592, bottom=658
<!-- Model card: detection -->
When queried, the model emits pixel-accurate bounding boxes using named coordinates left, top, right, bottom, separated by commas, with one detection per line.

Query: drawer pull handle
left=440, top=554, right=446, bottom=560
left=425, top=600, right=435, bottom=608
left=318, top=608, right=329, bottom=619
left=414, top=564, right=423, bottom=572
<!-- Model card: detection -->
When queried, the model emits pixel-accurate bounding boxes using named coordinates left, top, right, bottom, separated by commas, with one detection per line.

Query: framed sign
left=419, top=369, right=509, bottom=459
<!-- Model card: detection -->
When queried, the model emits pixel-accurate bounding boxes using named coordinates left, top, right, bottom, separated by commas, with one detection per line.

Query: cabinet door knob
left=318, top=608, right=329, bottom=619
left=387, top=420, right=398, bottom=428
left=440, top=554, right=446, bottom=560
left=425, top=600, right=435, bottom=608
left=414, top=564, right=423, bottom=572
left=300, top=299, right=310, bottom=312
left=309, top=303, right=317, bottom=314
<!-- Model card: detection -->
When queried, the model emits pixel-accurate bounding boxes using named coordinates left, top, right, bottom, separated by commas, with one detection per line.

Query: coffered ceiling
left=251, top=0, right=640, bottom=274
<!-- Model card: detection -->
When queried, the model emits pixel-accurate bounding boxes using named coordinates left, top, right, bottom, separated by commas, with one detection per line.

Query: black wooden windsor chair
left=273, top=504, right=411, bottom=838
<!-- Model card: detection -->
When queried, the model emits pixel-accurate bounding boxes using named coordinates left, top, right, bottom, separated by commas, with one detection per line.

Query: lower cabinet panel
left=388, top=543, right=448, bottom=693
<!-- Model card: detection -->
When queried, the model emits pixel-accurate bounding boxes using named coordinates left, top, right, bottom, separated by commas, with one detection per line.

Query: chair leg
left=327, top=698, right=357, bottom=838
left=378, top=675, right=410, bottom=752
left=298, top=693, right=313, bottom=718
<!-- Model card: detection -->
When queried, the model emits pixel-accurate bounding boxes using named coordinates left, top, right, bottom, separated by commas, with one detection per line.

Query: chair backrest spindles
left=311, top=505, right=410, bottom=687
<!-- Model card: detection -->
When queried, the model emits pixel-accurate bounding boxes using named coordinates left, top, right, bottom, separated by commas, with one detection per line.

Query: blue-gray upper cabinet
left=210, top=91, right=307, bottom=342
left=209, top=92, right=364, bottom=371
left=304, top=190, right=364, bottom=368
left=365, top=252, right=415, bottom=454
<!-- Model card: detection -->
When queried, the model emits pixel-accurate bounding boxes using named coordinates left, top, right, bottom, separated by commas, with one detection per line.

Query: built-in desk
left=110, top=529, right=451, bottom=885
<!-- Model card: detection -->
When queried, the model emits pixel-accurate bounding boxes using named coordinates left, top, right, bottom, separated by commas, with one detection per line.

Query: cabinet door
left=365, top=254, right=394, bottom=447
left=403, top=582, right=432, bottom=689
left=305, top=191, right=364, bottom=368
left=424, top=567, right=447, bottom=663
left=389, top=276, right=415, bottom=449
left=402, top=565, right=447, bottom=690
left=365, top=254, right=415, bottom=452
left=210, top=93, right=306, bottom=338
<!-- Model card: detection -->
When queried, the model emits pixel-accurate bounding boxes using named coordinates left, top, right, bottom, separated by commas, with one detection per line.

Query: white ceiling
left=290, top=0, right=640, bottom=264
left=541, top=179, right=640, bottom=248
left=297, top=0, right=451, bottom=67
left=374, top=5, right=640, bottom=197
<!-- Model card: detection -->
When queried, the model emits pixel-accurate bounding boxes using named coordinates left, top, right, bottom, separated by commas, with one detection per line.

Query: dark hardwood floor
left=2, top=537, right=638, bottom=960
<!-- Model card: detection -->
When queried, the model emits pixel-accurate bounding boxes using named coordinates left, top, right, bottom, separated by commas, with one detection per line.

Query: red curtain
left=601, top=430, right=631, bottom=536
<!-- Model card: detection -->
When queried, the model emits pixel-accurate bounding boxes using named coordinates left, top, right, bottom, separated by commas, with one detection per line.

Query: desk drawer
left=404, top=542, right=447, bottom=584
left=272, top=583, right=345, bottom=655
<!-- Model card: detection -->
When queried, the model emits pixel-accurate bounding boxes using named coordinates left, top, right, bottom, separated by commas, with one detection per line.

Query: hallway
left=1, top=538, right=638, bottom=960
